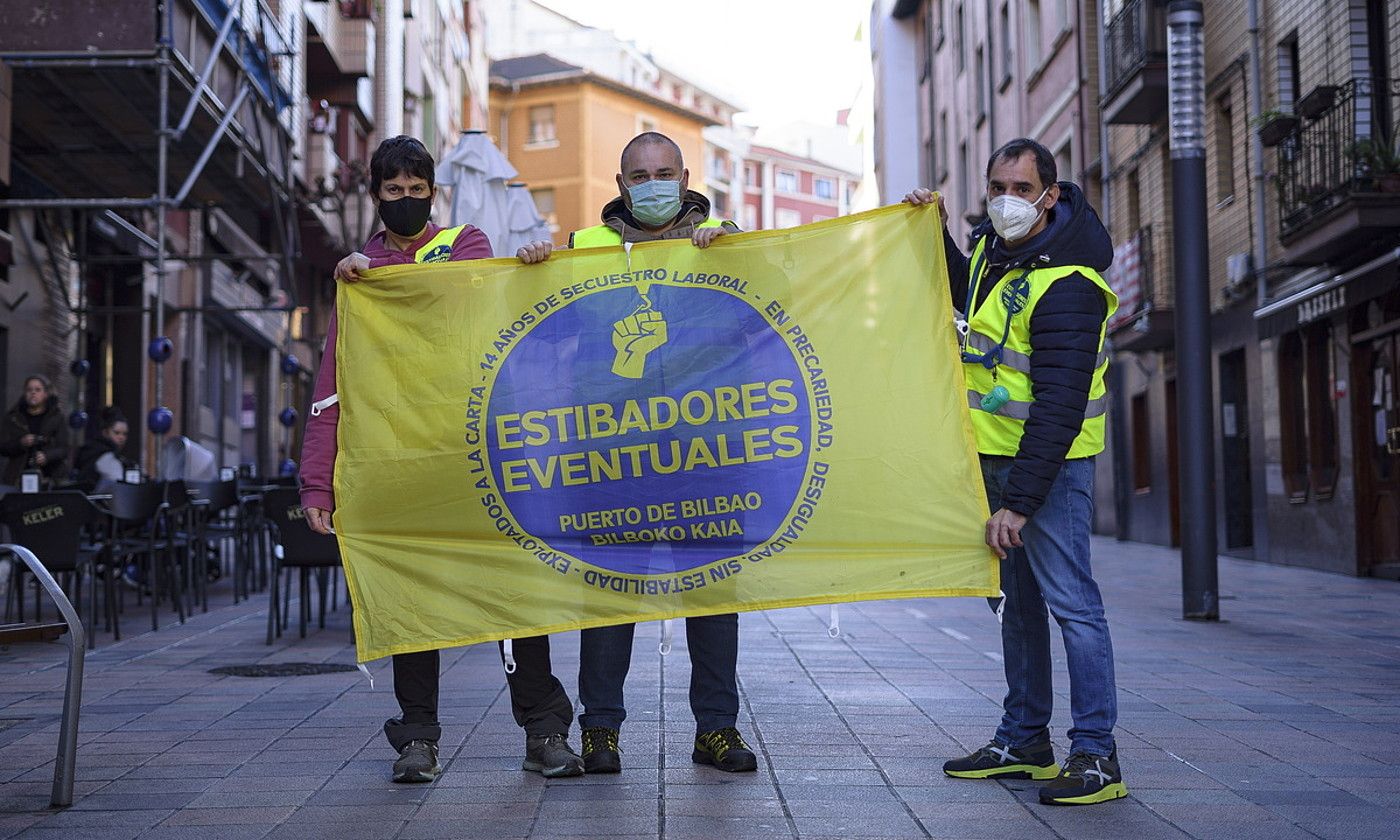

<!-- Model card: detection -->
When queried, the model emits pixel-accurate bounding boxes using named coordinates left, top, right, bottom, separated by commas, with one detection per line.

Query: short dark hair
left=370, top=135, right=435, bottom=196
left=99, top=405, right=127, bottom=432
left=620, top=132, right=683, bottom=173
left=23, top=374, right=50, bottom=393
left=986, top=138, right=1057, bottom=190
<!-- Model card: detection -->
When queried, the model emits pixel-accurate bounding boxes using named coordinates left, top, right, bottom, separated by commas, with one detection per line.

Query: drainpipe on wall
left=985, top=0, right=995, bottom=155
left=1247, top=0, right=1269, bottom=307
left=1100, top=0, right=1131, bottom=541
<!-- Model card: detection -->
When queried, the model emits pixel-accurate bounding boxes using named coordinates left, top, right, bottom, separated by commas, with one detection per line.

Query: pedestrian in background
left=906, top=137, right=1126, bottom=806
left=1, top=375, right=70, bottom=489
left=300, top=135, right=582, bottom=785
left=72, top=406, right=132, bottom=490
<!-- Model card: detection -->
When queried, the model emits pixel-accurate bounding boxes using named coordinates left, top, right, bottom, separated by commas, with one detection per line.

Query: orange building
left=489, top=54, right=722, bottom=244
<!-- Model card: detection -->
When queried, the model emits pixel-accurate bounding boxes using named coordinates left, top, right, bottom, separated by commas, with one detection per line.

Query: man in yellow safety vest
left=906, top=137, right=1127, bottom=806
left=518, top=132, right=758, bottom=776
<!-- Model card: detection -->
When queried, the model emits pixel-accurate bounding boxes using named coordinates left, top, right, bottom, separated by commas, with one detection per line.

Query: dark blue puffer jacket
left=942, top=182, right=1114, bottom=516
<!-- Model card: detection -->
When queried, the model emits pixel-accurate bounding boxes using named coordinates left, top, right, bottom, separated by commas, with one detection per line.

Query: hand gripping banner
left=333, top=203, right=997, bottom=661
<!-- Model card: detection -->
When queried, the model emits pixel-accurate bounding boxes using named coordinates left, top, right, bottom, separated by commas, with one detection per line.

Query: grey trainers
left=522, top=733, right=585, bottom=778
left=392, top=739, right=441, bottom=783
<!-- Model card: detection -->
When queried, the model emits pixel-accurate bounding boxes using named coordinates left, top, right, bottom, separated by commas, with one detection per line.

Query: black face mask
left=378, top=196, right=432, bottom=237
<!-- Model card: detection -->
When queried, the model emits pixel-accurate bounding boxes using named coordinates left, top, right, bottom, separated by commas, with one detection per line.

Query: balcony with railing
left=305, top=0, right=376, bottom=83
left=1274, top=78, right=1400, bottom=264
left=1100, top=0, right=1169, bottom=125
left=1106, top=224, right=1173, bottom=350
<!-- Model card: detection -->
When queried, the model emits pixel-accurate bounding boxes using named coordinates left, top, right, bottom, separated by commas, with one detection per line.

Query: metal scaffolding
left=0, top=0, right=304, bottom=474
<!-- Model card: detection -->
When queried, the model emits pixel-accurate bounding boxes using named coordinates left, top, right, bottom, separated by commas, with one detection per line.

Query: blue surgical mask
left=627, top=179, right=682, bottom=226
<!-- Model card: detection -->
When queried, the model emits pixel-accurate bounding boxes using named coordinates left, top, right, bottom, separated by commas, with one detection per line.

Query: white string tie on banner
left=659, top=619, right=673, bottom=655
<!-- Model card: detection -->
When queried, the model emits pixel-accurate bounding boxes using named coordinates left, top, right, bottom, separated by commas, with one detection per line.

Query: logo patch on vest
left=420, top=244, right=453, bottom=264
left=1000, top=276, right=1032, bottom=316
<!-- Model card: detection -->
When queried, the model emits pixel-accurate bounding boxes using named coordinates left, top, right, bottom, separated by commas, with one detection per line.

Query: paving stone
left=138, top=826, right=275, bottom=840
left=158, top=805, right=296, bottom=825
left=0, top=537, right=1397, bottom=839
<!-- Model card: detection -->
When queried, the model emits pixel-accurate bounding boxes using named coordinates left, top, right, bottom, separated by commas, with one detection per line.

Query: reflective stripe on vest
left=571, top=217, right=727, bottom=248
left=413, top=225, right=467, bottom=263
left=967, top=389, right=1109, bottom=421
left=961, top=234, right=1119, bottom=458
left=963, top=330, right=1110, bottom=372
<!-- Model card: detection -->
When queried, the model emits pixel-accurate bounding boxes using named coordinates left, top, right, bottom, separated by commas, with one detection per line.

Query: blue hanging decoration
left=148, top=336, right=174, bottom=363
left=279, top=407, right=298, bottom=427
left=70, top=359, right=91, bottom=377
left=278, top=458, right=298, bottom=477
left=147, top=406, right=174, bottom=435
left=68, top=410, right=89, bottom=430
left=280, top=354, right=300, bottom=376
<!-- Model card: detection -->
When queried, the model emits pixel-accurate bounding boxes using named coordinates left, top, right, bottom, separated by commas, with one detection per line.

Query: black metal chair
left=104, top=481, right=180, bottom=635
left=187, top=479, right=241, bottom=607
left=235, top=480, right=278, bottom=599
left=0, top=492, right=105, bottom=648
left=263, top=488, right=342, bottom=643
left=161, top=479, right=210, bottom=614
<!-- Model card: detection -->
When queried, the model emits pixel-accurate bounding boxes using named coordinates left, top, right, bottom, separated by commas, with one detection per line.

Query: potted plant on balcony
left=1347, top=139, right=1400, bottom=193
left=1253, top=109, right=1300, bottom=147
left=1297, top=85, right=1341, bottom=120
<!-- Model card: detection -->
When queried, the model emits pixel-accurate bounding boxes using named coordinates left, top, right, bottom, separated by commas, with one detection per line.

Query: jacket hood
left=974, top=181, right=1114, bottom=273
left=597, top=189, right=715, bottom=242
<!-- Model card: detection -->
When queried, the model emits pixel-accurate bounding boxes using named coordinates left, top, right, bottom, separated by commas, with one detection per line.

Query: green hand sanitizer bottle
left=980, top=385, right=1011, bottom=413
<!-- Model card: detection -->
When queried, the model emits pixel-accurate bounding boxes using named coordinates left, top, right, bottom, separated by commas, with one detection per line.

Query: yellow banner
left=333, top=204, right=997, bottom=661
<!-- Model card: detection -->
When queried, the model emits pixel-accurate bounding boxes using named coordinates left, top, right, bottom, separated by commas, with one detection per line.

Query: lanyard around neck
left=962, top=240, right=1030, bottom=371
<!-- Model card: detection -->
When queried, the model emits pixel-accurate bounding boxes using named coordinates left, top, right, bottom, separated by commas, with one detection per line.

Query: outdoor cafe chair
left=0, top=491, right=106, bottom=649
left=262, top=487, right=342, bottom=643
left=103, top=480, right=182, bottom=635
left=187, top=479, right=242, bottom=607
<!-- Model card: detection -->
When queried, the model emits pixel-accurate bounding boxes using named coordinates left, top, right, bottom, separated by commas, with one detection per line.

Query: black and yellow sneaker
left=1038, top=750, right=1128, bottom=805
left=943, top=738, right=1059, bottom=780
left=581, top=726, right=622, bottom=774
left=692, top=726, right=758, bottom=772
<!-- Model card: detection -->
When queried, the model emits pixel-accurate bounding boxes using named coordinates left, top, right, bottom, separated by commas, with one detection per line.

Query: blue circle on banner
left=485, top=282, right=812, bottom=575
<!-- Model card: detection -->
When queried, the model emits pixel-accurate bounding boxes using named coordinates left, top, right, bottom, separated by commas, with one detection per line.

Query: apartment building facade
left=488, top=54, right=719, bottom=241
left=0, top=0, right=487, bottom=475
left=1101, top=0, right=1400, bottom=578
left=873, top=0, right=1103, bottom=234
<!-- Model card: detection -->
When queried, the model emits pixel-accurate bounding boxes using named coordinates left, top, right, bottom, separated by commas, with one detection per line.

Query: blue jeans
left=578, top=613, right=739, bottom=735
left=982, top=456, right=1118, bottom=756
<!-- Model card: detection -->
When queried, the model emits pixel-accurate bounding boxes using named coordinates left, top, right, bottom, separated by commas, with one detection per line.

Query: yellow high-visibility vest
left=570, top=217, right=727, bottom=248
left=412, top=225, right=468, bottom=263
left=961, top=235, right=1118, bottom=458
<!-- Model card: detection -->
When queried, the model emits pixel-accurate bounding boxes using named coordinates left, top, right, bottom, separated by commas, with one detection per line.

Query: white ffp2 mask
left=988, top=187, right=1050, bottom=242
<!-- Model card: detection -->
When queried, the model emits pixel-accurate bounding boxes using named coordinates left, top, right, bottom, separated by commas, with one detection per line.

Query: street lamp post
left=1167, top=0, right=1220, bottom=620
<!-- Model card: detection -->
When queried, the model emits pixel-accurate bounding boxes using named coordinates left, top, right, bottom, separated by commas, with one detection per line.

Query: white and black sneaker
left=522, top=733, right=584, bottom=778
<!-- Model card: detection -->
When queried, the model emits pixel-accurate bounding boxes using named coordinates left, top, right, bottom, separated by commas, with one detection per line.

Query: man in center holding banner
left=328, top=133, right=998, bottom=786
left=518, top=132, right=755, bottom=774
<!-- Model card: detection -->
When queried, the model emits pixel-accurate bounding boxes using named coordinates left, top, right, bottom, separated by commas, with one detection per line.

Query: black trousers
left=383, top=635, right=573, bottom=751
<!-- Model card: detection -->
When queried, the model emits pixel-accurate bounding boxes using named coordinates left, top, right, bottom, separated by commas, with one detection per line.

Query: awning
left=1255, top=248, right=1400, bottom=338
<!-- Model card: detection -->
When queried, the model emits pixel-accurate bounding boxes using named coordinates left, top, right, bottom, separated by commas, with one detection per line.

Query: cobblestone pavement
left=2, top=536, right=1398, bottom=839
